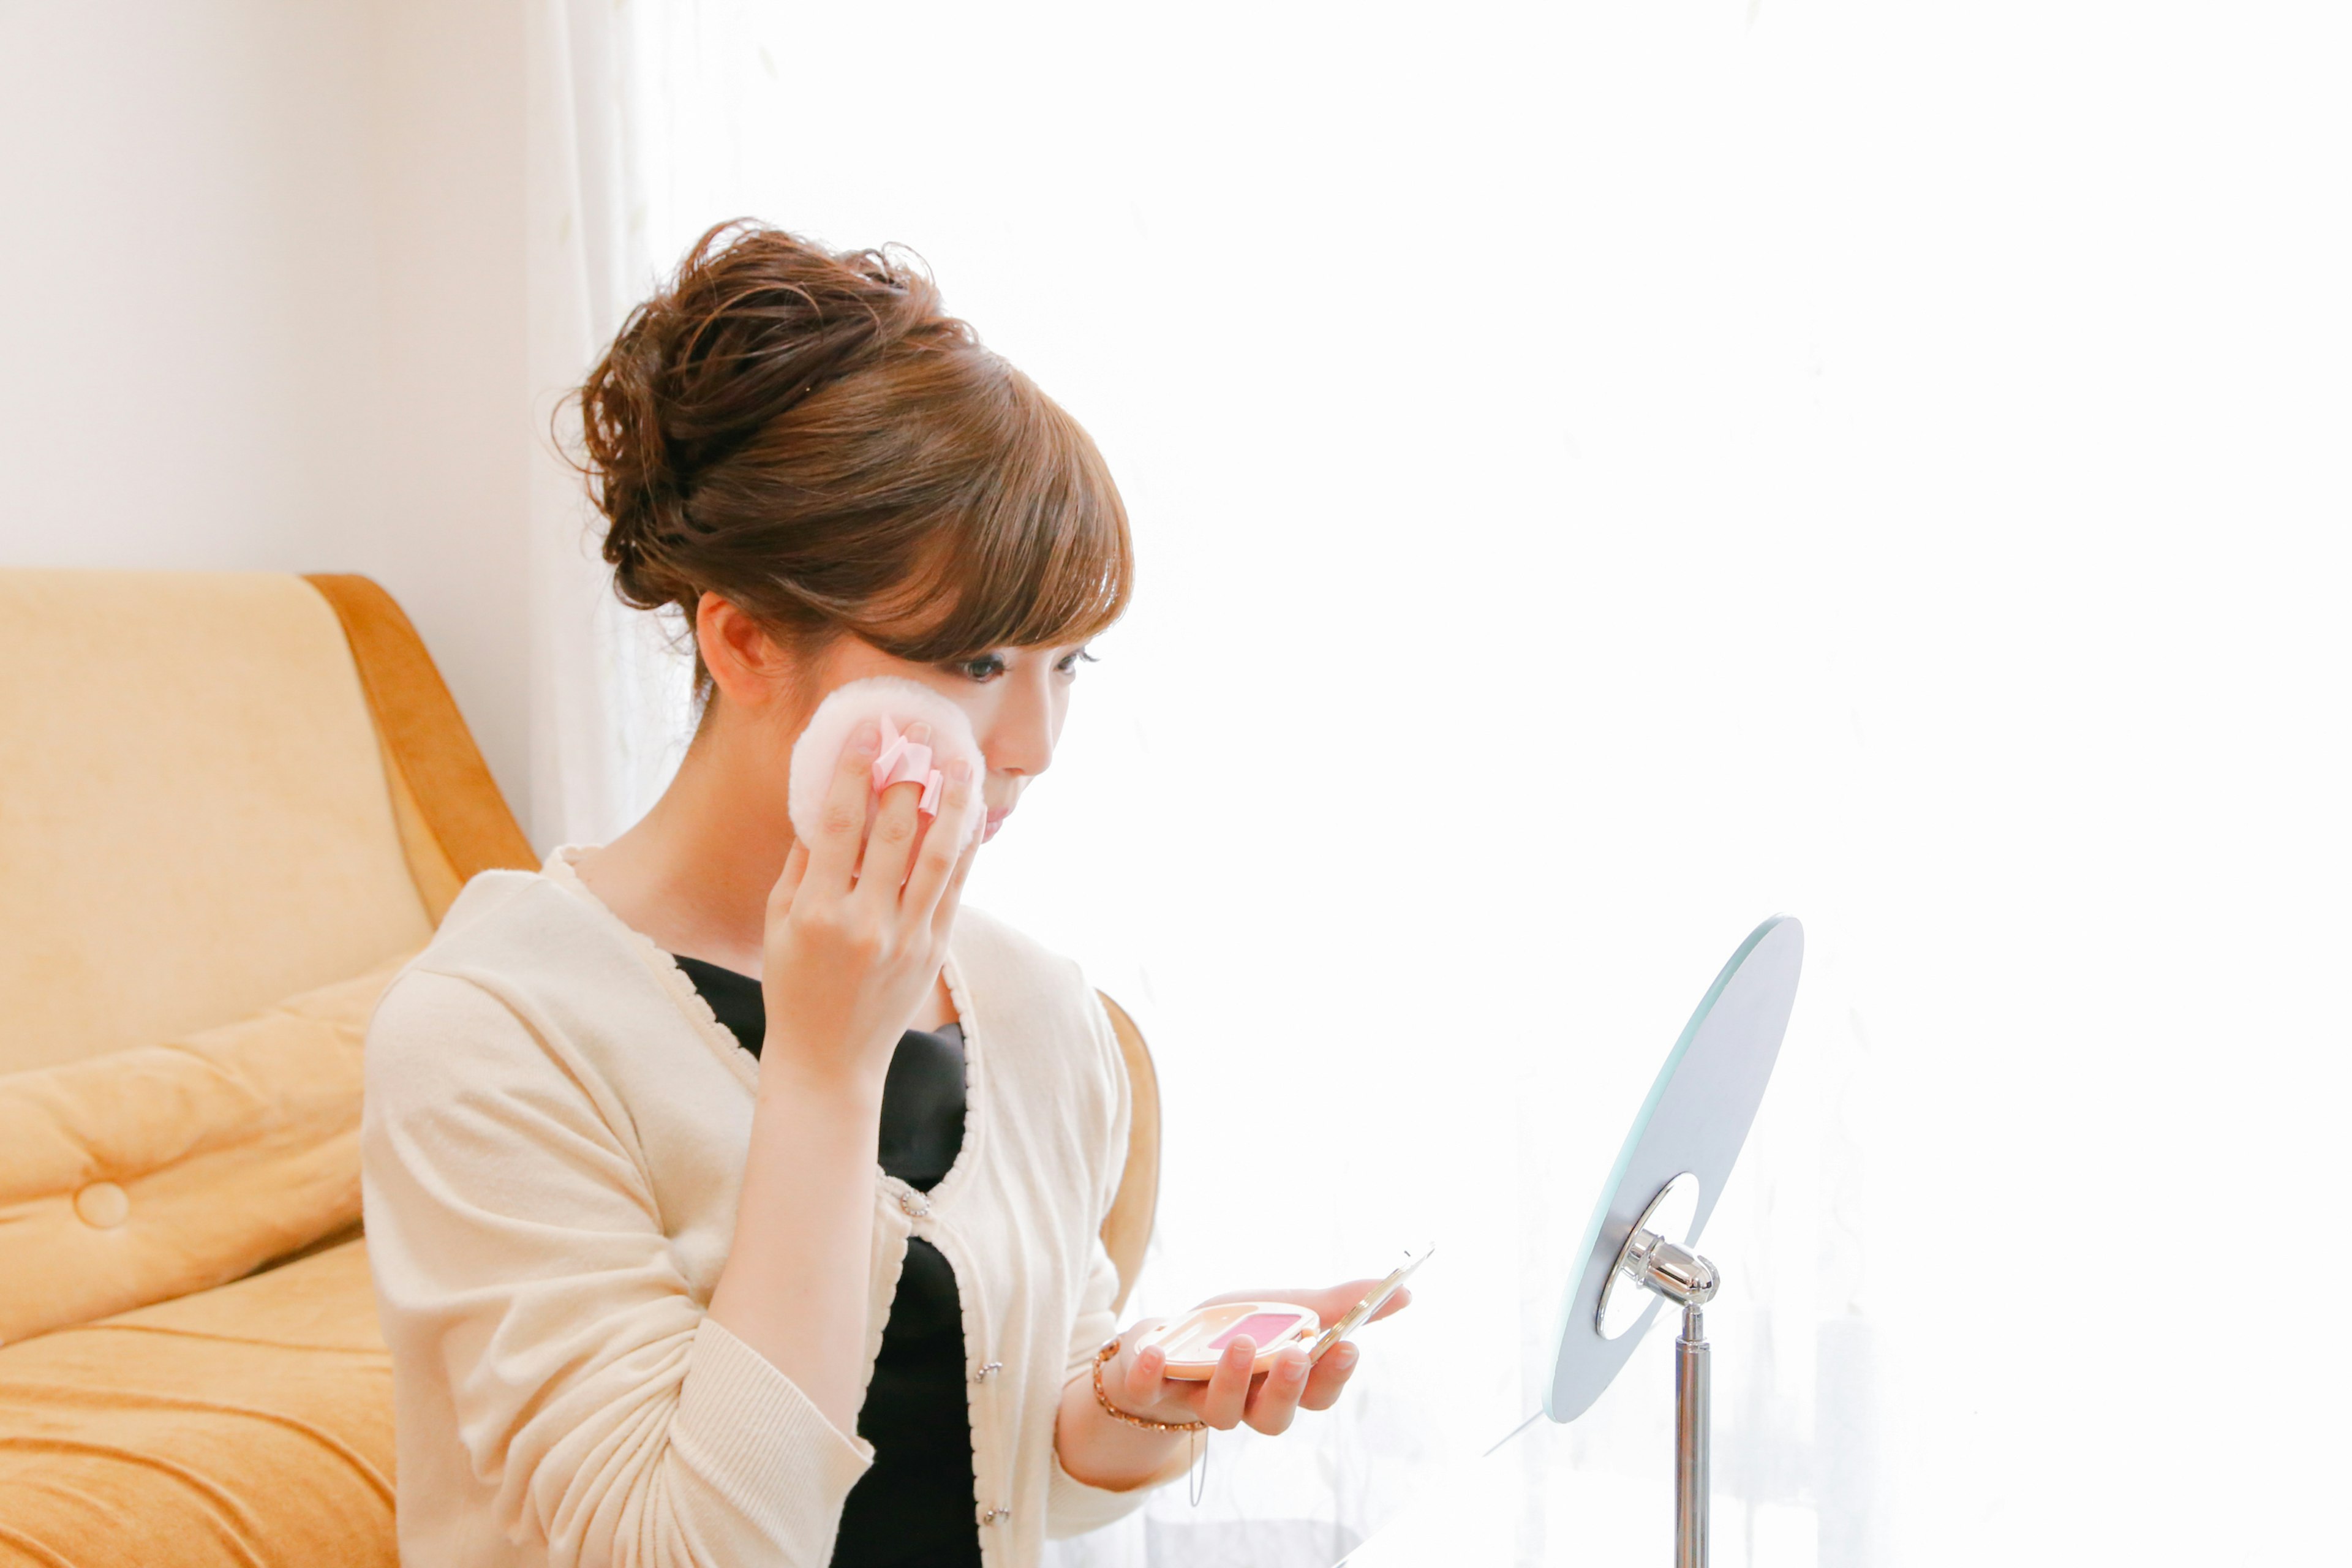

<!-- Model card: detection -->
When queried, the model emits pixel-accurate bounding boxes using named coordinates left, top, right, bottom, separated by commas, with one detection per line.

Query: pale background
left=2, top=3, right=2345, bottom=1564
left=0, top=1, right=534, bottom=809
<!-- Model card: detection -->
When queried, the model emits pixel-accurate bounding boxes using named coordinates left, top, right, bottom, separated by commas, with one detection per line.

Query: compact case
left=1134, top=1250, right=1430, bottom=1381
left=1134, top=1302, right=1322, bottom=1380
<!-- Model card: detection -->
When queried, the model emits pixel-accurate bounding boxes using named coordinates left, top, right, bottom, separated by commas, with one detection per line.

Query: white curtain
left=524, top=0, right=717, bottom=851
left=525, top=4, right=2351, bottom=1564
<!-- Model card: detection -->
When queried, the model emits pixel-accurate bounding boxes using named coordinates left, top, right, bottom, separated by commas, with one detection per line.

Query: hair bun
left=576, top=220, right=962, bottom=612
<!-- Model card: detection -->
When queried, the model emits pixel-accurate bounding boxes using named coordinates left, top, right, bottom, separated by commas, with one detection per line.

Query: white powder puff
left=786, top=676, right=986, bottom=850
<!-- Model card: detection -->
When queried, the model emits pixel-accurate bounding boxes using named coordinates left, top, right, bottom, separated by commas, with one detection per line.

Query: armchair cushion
left=0, top=954, right=409, bottom=1346
left=0, top=1237, right=393, bottom=1568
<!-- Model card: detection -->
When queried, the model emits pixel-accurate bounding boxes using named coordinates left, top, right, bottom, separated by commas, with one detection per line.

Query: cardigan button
left=74, top=1182, right=130, bottom=1229
left=899, top=1192, right=930, bottom=1218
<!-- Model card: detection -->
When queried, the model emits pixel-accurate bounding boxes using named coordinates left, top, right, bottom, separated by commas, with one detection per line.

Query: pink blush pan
left=1209, top=1312, right=1306, bottom=1351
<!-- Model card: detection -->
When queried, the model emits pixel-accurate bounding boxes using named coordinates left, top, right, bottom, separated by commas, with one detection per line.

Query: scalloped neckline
left=536, top=844, right=987, bottom=1210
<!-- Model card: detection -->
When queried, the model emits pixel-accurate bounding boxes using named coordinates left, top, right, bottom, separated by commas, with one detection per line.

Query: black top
left=672, top=955, right=982, bottom=1568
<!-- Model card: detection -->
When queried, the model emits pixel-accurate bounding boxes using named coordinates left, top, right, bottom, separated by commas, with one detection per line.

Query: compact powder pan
left=1134, top=1300, right=1323, bottom=1380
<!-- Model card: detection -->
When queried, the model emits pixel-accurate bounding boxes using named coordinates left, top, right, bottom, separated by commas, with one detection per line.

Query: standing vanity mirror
left=1545, top=914, right=1804, bottom=1566
left=1343, top=915, right=1805, bottom=1567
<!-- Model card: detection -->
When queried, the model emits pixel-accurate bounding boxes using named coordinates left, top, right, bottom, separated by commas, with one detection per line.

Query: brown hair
left=575, top=219, right=1131, bottom=693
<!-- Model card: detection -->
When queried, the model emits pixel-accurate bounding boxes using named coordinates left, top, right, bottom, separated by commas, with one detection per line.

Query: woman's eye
left=949, top=647, right=1093, bottom=682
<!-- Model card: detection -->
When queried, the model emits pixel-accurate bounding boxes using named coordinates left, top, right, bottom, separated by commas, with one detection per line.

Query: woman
left=359, top=221, right=1404, bottom=1568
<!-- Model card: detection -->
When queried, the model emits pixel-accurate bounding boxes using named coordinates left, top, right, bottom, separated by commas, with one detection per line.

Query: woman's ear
left=696, top=593, right=794, bottom=710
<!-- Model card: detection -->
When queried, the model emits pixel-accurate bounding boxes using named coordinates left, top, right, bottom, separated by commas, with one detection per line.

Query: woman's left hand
left=1102, top=1279, right=1413, bottom=1437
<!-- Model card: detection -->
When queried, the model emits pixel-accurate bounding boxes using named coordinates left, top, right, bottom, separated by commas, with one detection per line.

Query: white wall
left=0, top=0, right=535, bottom=832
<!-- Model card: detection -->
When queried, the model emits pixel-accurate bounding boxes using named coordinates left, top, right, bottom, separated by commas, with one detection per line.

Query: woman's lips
left=982, top=805, right=1012, bottom=843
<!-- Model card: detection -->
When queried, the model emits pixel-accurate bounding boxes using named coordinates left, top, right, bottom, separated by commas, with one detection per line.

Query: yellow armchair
left=0, top=570, right=532, bottom=1567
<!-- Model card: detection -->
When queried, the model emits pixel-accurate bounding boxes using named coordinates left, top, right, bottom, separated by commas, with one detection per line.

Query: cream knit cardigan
left=359, top=849, right=1163, bottom=1567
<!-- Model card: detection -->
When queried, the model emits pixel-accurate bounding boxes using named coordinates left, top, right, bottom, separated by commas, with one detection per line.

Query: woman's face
left=799, top=634, right=1095, bottom=845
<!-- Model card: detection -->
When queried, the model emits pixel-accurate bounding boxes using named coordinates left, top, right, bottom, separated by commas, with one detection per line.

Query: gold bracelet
left=1092, top=1336, right=1207, bottom=1433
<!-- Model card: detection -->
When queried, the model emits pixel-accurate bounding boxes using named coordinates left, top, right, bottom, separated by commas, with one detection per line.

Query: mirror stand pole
left=1676, top=1303, right=1709, bottom=1568
left=1616, top=1227, right=1721, bottom=1568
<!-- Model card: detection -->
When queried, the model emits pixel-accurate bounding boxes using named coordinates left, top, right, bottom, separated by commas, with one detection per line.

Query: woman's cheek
left=944, top=686, right=995, bottom=747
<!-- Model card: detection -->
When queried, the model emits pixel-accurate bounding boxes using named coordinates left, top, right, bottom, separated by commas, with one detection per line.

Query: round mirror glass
left=1543, top=915, right=1804, bottom=1422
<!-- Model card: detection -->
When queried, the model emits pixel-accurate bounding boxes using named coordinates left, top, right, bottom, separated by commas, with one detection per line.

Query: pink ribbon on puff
left=870, top=715, right=946, bottom=815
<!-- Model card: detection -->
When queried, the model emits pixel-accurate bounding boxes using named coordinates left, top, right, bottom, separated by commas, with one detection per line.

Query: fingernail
left=906, top=721, right=932, bottom=746
left=946, top=757, right=973, bottom=785
left=850, top=718, right=881, bottom=754
left=1283, top=1352, right=1310, bottom=1382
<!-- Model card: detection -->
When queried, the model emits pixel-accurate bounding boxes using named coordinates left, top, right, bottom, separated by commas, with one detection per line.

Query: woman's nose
left=983, top=669, right=1057, bottom=778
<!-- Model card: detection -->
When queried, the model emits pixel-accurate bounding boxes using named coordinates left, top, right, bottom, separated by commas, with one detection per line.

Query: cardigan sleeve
left=1044, top=1234, right=1192, bottom=1537
left=1044, top=989, right=1189, bottom=1537
left=360, top=968, right=872, bottom=1568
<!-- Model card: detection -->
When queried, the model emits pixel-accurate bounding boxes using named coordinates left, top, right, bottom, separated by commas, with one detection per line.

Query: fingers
left=1110, top=1334, right=1216, bottom=1431
left=851, top=722, right=932, bottom=907
left=802, top=718, right=882, bottom=892
left=766, top=840, right=811, bottom=922
left=1314, top=1279, right=1387, bottom=1322
left=1299, top=1341, right=1359, bottom=1412
left=1244, top=1348, right=1315, bottom=1436
left=930, top=814, right=984, bottom=946
left=1197, top=1336, right=1257, bottom=1430
left=1119, top=1336, right=1172, bottom=1409
left=902, top=756, right=979, bottom=923
left=1103, top=1329, right=1359, bottom=1436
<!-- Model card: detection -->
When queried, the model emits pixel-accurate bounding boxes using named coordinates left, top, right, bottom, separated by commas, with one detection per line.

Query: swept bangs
left=860, top=361, right=1134, bottom=663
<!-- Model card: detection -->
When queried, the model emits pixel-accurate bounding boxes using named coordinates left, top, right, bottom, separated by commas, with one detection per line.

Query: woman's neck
left=573, top=728, right=788, bottom=978
left=571, top=708, right=962, bottom=1033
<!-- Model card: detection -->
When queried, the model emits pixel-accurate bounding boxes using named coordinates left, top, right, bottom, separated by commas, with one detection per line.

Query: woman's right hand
left=758, top=717, right=982, bottom=1093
